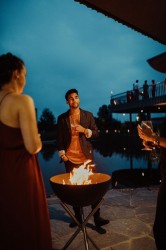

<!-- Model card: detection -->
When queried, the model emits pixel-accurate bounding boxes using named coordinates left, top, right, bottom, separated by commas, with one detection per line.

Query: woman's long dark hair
left=0, top=52, right=24, bottom=89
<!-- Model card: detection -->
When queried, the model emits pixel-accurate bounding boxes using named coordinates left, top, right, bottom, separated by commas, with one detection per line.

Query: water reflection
left=39, top=136, right=160, bottom=196
left=40, top=142, right=56, bottom=161
left=92, top=135, right=145, bottom=159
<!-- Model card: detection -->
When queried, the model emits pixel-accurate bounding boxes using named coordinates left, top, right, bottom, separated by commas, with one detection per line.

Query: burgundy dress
left=0, top=121, right=52, bottom=250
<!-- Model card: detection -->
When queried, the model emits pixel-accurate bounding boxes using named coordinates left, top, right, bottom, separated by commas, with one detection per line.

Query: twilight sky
left=0, top=0, right=165, bottom=121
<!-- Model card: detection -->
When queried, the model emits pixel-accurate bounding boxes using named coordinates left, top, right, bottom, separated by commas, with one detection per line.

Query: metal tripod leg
left=81, top=207, right=89, bottom=250
left=60, top=199, right=104, bottom=250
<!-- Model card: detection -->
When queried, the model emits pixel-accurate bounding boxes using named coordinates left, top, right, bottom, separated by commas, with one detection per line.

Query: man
left=57, top=89, right=109, bottom=231
left=151, top=80, right=156, bottom=98
left=143, top=80, right=149, bottom=99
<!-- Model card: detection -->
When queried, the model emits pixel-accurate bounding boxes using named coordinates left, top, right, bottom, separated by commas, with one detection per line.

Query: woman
left=138, top=120, right=166, bottom=250
left=0, top=53, right=52, bottom=250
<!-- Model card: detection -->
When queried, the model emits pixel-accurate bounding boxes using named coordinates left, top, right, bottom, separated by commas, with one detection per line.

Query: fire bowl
left=50, top=173, right=111, bottom=207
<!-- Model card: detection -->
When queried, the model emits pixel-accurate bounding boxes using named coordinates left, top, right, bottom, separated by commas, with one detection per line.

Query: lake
left=39, top=136, right=160, bottom=196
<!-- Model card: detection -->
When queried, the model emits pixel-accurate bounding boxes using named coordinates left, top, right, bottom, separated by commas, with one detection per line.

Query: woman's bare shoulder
left=12, top=93, right=34, bottom=105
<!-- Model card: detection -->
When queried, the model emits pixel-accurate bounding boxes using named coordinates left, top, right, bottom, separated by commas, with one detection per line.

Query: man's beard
left=72, top=103, right=79, bottom=109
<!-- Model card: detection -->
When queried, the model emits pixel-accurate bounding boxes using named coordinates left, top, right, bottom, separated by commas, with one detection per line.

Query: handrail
left=110, top=80, right=166, bottom=106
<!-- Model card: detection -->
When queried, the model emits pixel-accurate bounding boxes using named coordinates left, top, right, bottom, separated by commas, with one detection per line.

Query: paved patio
left=48, top=185, right=159, bottom=250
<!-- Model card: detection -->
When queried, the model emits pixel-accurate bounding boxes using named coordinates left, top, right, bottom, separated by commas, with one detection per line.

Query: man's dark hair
left=65, top=89, right=78, bottom=100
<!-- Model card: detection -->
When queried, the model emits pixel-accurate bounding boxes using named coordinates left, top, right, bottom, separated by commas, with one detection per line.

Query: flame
left=69, top=160, right=94, bottom=185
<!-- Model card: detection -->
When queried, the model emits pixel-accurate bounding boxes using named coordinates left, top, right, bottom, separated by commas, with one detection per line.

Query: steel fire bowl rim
left=50, top=173, right=111, bottom=207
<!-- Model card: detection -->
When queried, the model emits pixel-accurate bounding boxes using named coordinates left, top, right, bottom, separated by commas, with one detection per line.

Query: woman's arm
left=18, top=95, right=42, bottom=154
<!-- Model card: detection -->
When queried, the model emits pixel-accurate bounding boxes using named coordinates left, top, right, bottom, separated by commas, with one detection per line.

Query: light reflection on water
left=39, top=143, right=159, bottom=196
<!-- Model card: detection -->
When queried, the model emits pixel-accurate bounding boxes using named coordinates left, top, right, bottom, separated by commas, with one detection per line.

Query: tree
left=38, top=108, right=56, bottom=132
left=96, top=104, right=122, bottom=132
left=97, top=104, right=113, bottom=130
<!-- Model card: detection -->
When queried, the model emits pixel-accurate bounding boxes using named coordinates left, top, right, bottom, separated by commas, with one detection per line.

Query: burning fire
left=69, top=160, right=94, bottom=185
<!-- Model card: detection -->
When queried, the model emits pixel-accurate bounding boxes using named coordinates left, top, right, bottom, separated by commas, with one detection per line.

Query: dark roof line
left=74, top=0, right=166, bottom=45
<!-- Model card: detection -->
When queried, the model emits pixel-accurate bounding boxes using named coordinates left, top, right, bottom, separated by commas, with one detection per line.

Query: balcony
left=110, top=80, right=166, bottom=114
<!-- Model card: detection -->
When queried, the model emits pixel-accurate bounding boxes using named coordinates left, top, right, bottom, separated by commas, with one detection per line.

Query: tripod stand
left=60, top=198, right=104, bottom=250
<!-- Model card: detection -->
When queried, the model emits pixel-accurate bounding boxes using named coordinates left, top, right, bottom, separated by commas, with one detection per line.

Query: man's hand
left=61, top=155, right=69, bottom=162
left=75, top=124, right=86, bottom=133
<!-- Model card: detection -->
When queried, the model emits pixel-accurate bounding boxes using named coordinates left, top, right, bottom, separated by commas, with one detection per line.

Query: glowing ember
left=69, top=160, right=94, bottom=185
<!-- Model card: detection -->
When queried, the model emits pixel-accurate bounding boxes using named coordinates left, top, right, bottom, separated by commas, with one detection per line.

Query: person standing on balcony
left=143, top=80, right=149, bottom=99
left=133, top=80, right=139, bottom=101
left=164, top=79, right=166, bottom=93
left=0, top=53, right=52, bottom=250
left=57, top=88, right=109, bottom=232
left=151, top=80, right=156, bottom=98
